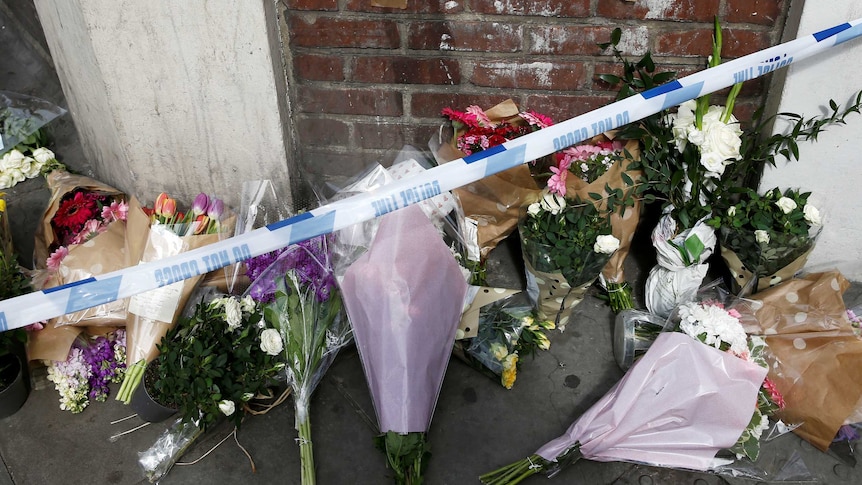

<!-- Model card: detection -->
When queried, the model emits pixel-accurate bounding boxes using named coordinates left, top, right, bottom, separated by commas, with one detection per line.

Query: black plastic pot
left=0, top=353, right=30, bottom=419
left=130, top=380, right=178, bottom=423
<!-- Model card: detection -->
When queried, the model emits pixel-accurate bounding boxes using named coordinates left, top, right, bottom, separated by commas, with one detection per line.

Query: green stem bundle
left=606, top=281, right=634, bottom=314
left=116, top=359, right=146, bottom=404
left=296, top=413, right=316, bottom=485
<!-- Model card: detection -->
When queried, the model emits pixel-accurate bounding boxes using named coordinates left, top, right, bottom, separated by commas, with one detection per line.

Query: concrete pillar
left=32, top=0, right=295, bottom=210
left=762, top=2, right=862, bottom=280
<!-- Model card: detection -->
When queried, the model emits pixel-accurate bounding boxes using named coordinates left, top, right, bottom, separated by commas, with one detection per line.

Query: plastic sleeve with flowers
left=711, top=187, right=823, bottom=295
left=735, top=271, right=862, bottom=452
left=245, top=235, right=351, bottom=485
left=480, top=332, right=766, bottom=484
left=0, top=90, right=67, bottom=156
left=340, top=205, right=469, bottom=485
left=453, top=292, right=554, bottom=389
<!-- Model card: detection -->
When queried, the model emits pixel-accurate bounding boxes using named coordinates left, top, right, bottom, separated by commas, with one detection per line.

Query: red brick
left=655, top=28, right=771, bottom=58
left=726, top=0, right=783, bottom=25
left=527, top=25, right=617, bottom=55
left=410, top=93, right=524, bottom=119
left=289, top=17, right=400, bottom=49
left=522, top=94, right=617, bottom=124
left=285, top=0, right=338, bottom=10
left=297, top=118, right=350, bottom=146
left=472, top=0, right=589, bottom=17
left=345, top=0, right=463, bottom=13
left=299, top=147, right=374, bottom=179
left=408, top=21, right=522, bottom=52
left=298, top=87, right=403, bottom=116
left=411, top=123, right=445, bottom=150
left=471, top=60, right=586, bottom=90
left=354, top=122, right=407, bottom=149
left=294, top=55, right=344, bottom=82
left=596, top=0, right=720, bottom=22
left=353, top=57, right=460, bottom=85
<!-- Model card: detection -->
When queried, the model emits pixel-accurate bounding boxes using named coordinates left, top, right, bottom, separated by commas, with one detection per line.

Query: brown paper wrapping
left=124, top=213, right=235, bottom=367
left=436, top=100, right=543, bottom=260
left=738, top=271, right=862, bottom=451
left=524, top=259, right=592, bottom=330
left=33, top=171, right=125, bottom=268
left=562, top=134, right=642, bottom=285
left=720, top=244, right=815, bottom=295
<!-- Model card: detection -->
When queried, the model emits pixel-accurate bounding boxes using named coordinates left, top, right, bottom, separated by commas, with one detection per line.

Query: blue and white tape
left=2, top=18, right=862, bottom=332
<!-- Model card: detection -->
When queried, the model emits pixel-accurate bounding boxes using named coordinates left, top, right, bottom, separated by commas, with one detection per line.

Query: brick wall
left=281, top=0, right=789, bottom=195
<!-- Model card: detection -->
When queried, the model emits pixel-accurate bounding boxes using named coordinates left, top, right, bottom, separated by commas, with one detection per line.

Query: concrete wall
left=31, top=0, right=295, bottom=210
left=762, top=1, right=862, bottom=280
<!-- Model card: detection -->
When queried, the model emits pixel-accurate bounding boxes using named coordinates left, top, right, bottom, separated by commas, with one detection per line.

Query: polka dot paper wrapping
left=739, top=271, right=862, bottom=451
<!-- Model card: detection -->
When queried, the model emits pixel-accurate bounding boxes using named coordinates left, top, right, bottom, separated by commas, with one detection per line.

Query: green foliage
left=374, top=431, right=430, bottom=485
left=708, top=187, right=817, bottom=277
left=520, top=195, right=615, bottom=287
left=150, top=295, right=283, bottom=430
left=0, top=199, right=30, bottom=385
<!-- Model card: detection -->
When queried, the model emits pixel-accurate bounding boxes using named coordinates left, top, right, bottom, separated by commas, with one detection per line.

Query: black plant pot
left=130, top=379, right=178, bottom=423
left=0, top=353, right=30, bottom=419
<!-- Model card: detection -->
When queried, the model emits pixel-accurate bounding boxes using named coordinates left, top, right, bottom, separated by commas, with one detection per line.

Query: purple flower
left=206, top=198, right=225, bottom=221
left=192, top=193, right=210, bottom=216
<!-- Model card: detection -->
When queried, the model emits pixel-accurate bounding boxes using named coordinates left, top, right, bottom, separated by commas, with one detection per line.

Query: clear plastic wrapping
left=0, top=90, right=66, bottom=154
left=138, top=417, right=203, bottom=483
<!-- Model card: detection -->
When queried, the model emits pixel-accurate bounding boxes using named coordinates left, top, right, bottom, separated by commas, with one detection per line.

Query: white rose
left=0, top=172, right=13, bottom=189
left=539, top=192, right=566, bottom=215
left=527, top=202, right=541, bottom=217
left=240, top=295, right=256, bottom=313
left=259, top=328, right=283, bottom=356
left=686, top=127, right=705, bottom=147
left=31, top=147, right=56, bottom=165
left=593, top=234, right=620, bottom=254
left=22, top=157, right=41, bottom=178
left=699, top=151, right=726, bottom=176
left=701, top=116, right=742, bottom=163
left=803, top=204, right=821, bottom=225
left=0, top=150, right=26, bottom=171
left=671, top=100, right=697, bottom=150
left=223, top=298, right=243, bottom=330
left=218, top=400, right=236, bottom=416
left=727, top=206, right=737, bottom=217
left=754, top=230, right=770, bottom=244
left=775, top=197, right=797, bottom=214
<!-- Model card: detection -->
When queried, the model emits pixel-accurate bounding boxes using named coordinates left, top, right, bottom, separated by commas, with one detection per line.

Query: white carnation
left=32, top=147, right=56, bottom=165
left=0, top=150, right=26, bottom=170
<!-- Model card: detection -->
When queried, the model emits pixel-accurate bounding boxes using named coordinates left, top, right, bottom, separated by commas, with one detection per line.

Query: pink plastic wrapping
left=340, top=204, right=468, bottom=433
left=536, top=332, right=766, bottom=471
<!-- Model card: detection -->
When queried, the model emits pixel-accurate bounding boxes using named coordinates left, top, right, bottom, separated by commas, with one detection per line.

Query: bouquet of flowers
left=708, top=187, right=822, bottom=294
left=137, top=292, right=284, bottom=482
left=480, top=331, right=767, bottom=484
left=117, top=192, right=230, bottom=404
left=245, top=234, right=351, bottom=485
left=519, top=191, right=620, bottom=328
left=453, top=293, right=553, bottom=389
left=433, top=100, right=546, bottom=260
left=44, top=329, right=126, bottom=413
left=546, top=134, right=642, bottom=313
left=339, top=204, right=469, bottom=484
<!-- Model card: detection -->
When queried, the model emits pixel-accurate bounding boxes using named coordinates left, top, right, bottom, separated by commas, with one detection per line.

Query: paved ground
left=3, top=6, right=862, bottom=485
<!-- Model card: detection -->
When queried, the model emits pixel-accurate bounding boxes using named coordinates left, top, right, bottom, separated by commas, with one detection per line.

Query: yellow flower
left=535, top=332, right=551, bottom=350
left=501, top=354, right=518, bottom=389
left=489, top=342, right=508, bottom=362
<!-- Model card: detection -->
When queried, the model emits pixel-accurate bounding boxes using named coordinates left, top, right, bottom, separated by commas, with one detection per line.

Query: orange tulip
left=153, top=192, right=170, bottom=214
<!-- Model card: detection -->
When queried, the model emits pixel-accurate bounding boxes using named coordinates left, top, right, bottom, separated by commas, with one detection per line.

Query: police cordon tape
left=2, top=18, right=862, bottom=332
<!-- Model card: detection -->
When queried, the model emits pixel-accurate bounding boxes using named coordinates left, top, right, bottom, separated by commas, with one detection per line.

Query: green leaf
left=684, top=235, right=706, bottom=262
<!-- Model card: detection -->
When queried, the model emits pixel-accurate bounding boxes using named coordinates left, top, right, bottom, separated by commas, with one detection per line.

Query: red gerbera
left=54, top=190, right=98, bottom=230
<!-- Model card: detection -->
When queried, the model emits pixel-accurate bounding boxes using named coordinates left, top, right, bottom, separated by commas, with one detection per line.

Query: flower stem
left=116, top=359, right=146, bottom=404
left=296, top=413, right=315, bottom=485
left=606, top=281, right=634, bottom=313
left=479, top=455, right=545, bottom=485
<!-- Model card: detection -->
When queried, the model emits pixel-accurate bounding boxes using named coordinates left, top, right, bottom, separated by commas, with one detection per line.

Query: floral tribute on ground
left=245, top=234, right=351, bottom=485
